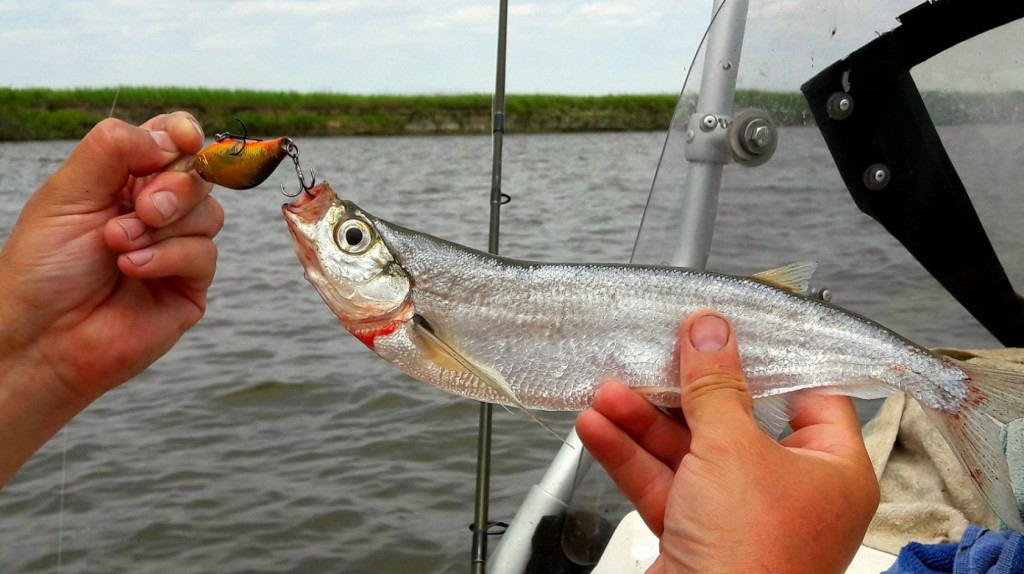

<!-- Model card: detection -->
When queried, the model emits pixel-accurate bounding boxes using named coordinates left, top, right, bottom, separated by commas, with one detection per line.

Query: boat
left=471, top=0, right=1024, bottom=572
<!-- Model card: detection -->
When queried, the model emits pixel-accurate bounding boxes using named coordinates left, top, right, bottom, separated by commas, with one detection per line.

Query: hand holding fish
left=0, top=112, right=222, bottom=486
left=577, top=311, right=880, bottom=574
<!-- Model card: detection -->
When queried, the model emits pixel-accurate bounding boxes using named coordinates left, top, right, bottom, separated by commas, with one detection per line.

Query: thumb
left=40, top=118, right=183, bottom=210
left=678, top=310, right=758, bottom=438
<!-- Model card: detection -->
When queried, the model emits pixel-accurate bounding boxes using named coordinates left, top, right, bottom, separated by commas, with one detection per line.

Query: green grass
left=4, top=88, right=685, bottom=139
left=6, top=86, right=1015, bottom=142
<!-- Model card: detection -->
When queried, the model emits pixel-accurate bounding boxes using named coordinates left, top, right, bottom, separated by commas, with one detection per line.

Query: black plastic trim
left=802, top=0, right=1024, bottom=346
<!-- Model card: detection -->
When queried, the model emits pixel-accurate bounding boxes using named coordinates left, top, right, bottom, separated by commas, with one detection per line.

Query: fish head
left=282, top=183, right=411, bottom=326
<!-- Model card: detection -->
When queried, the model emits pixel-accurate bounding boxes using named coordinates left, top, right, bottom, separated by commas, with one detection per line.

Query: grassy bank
left=0, top=87, right=818, bottom=141
left=6, top=86, right=1016, bottom=142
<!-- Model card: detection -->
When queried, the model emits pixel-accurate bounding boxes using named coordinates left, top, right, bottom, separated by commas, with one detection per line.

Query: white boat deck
left=592, top=511, right=897, bottom=573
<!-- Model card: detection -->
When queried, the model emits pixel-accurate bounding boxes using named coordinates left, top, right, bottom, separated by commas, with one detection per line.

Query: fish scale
left=387, top=245, right=907, bottom=410
left=284, top=182, right=1024, bottom=532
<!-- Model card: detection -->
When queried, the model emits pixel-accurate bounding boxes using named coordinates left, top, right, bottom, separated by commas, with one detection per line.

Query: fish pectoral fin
left=751, top=261, right=818, bottom=294
left=411, top=315, right=569, bottom=445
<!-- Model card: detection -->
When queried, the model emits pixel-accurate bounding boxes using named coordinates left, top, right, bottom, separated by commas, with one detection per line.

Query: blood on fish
left=351, top=322, right=402, bottom=350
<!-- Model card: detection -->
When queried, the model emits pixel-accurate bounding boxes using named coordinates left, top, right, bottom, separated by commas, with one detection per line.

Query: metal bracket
left=728, top=109, right=778, bottom=167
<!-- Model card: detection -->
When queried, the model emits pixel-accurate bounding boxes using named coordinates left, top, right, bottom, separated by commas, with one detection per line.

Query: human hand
left=0, top=112, right=222, bottom=484
left=577, top=310, right=879, bottom=574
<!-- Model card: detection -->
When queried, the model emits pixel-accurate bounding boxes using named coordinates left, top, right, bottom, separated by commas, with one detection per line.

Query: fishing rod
left=471, top=0, right=509, bottom=572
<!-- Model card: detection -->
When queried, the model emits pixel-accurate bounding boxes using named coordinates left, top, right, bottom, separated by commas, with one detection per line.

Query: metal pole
left=672, top=0, right=749, bottom=268
left=472, top=1, right=509, bottom=572
left=490, top=2, right=750, bottom=571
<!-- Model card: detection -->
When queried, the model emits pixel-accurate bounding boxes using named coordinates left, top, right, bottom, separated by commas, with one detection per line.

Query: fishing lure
left=192, top=120, right=316, bottom=196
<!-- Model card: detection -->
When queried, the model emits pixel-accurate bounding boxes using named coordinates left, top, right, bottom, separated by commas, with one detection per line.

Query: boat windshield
left=542, top=2, right=1024, bottom=570
left=634, top=0, right=1024, bottom=351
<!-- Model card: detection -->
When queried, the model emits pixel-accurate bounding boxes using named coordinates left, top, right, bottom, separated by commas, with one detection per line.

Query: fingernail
left=187, top=116, right=205, bottom=141
left=125, top=248, right=154, bottom=267
left=116, top=216, right=146, bottom=241
left=149, top=130, right=178, bottom=153
left=149, top=191, right=178, bottom=221
left=165, top=156, right=195, bottom=173
left=690, top=314, right=729, bottom=352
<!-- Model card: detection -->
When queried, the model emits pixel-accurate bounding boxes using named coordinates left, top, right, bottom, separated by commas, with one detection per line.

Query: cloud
left=8, top=0, right=1004, bottom=95
left=233, top=0, right=362, bottom=17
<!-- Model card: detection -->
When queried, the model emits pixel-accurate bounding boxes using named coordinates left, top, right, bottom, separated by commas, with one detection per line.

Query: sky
left=0, top=0, right=1014, bottom=95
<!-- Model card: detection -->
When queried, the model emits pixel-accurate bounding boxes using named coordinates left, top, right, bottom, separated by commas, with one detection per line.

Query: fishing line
left=631, top=0, right=728, bottom=264
left=54, top=86, right=123, bottom=572
left=107, top=86, right=121, bottom=119
left=56, top=424, right=68, bottom=573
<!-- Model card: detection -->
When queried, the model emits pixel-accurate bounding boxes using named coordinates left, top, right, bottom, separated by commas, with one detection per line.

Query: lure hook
left=280, top=139, right=317, bottom=198
left=214, top=118, right=263, bottom=156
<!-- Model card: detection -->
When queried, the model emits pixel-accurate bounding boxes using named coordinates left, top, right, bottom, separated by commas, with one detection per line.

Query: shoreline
left=0, top=87, right=811, bottom=141
left=2, top=87, right=1017, bottom=141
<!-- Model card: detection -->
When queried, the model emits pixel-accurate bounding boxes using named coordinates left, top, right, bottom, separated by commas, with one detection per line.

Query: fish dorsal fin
left=410, top=315, right=569, bottom=445
left=751, top=261, right=818, bottom=294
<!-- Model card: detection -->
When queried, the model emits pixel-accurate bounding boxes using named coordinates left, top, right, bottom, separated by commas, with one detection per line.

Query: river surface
left=0, top=128, right=1012, bottom=573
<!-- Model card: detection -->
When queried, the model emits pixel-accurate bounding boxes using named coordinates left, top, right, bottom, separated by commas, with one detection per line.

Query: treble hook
left=280, top=138, right=317, bottom=198
left=214, top=118, right=263, bottom=156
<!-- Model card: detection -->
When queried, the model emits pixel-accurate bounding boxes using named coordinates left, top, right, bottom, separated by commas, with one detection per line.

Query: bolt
left=722, top=61, right=733, bottom=71
left=826, top=92, right=854, bottom=120
left=862, top=163, right=890, bottom=190
left=749, top=125, right=772, bottom=150
left=742, top=119, right=774, bottom=153
left=685, top=129, right=695, bottom=143
left=701, top=115, right=718, bottom=131
left=810, top=287, right=832, bottom=303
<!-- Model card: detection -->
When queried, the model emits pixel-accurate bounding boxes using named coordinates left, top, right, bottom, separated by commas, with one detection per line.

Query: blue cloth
left=882, top=526, right=1024, bottom=574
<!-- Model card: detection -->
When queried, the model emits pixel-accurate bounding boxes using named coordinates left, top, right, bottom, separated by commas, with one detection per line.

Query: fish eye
left=336, top=219, right=373, bottom=254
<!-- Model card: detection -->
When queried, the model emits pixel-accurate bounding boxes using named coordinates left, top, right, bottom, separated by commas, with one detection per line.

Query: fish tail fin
left=928, top=360, right=1024, bottom=532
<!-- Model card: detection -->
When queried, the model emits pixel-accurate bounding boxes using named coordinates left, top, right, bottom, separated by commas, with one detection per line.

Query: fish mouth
left=282, top=182, right=337, bottom=278
left=282, top=181, right=336, bottom=230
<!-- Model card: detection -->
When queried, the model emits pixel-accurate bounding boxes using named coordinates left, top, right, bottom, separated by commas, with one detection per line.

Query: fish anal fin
left=634, top=387, right=680, bottom=408
left=410, top=315, right=570, bottom=446
left=752, top=394, right=792, bottom=439
left=751, top=261, right=818, bottom=294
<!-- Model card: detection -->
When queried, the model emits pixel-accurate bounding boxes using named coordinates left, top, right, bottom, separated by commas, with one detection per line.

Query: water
left=0, top=129, right=1007, bottom=573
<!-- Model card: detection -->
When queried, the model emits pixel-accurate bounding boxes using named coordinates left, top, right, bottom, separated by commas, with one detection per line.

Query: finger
left=140, top=111, right=205, bottom=155
left=780, top=392, right=868, bottom=458
left=117, top=236, right=218, bottom=290
left=788, top=391, right=860, bottom=432
left=105, top=195, right=225, bottom=253
left=590, top=382, right=691, bottom=469
left=40, top=118, right=200, bottom=211
left=576, top=408, right=675, bottom=536
left=645, top=556, right=665, bottom=574
left=678, top=310, right=759, bottom=439
left=132, top=169, right=214, bottom=228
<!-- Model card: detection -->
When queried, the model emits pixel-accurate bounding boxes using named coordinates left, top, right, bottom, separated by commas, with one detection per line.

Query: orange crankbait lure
left=193, top=120, right=316, bottom=196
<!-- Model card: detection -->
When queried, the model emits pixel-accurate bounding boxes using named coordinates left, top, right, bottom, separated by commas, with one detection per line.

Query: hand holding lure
left=191, top=119, right=316, bottom=196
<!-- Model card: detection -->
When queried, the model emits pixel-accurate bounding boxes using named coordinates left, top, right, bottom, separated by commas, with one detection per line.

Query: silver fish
left=283, top=182, right=1024, bottom=532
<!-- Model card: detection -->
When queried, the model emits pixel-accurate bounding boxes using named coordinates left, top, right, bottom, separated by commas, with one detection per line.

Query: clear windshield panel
left=538, top=3, right=1021, bottom=571
left=636, top=0, right=1014, bottom=350
left=634, top=0, right=923, bottom=270
left=912, top=18, right=1024, bottom=299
